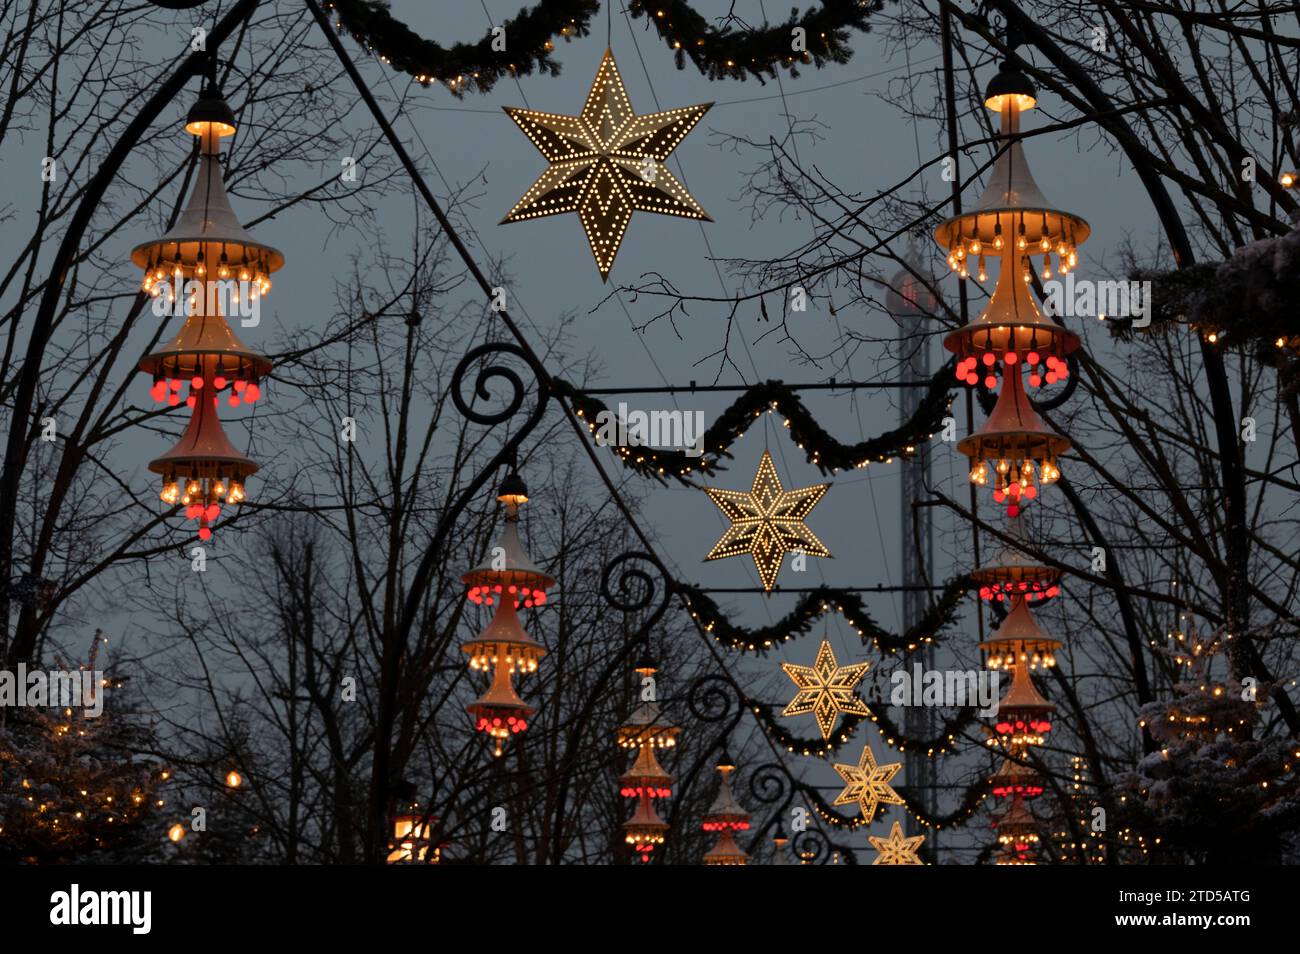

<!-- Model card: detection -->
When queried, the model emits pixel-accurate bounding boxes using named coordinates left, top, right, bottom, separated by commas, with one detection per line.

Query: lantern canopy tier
left=933, top=138, right=1090, bottom=260
left=461, top=595, right=547, bottom=674
left=461, top=500, right=555, bottom=608
left=944, top=244, right=1080, bottom=366
left=701, top=762, right=751, bottom=832
left=149, top=391, right=258, bottom=541
left=616, top=699, right=680, bottom=749
left=702, top=831, right=750, bottom=866
left=132, top=148, right=284, bottom=289
left=995, top=795, right=1041, bottom=850
left=465, top=654, right=536, bottom=753
left=990, top=754, right=1046, bottom=799
left=979, top=596, right=1061, bottom=670
left=139, top=311, right=272, bottom=404
left=989, top=661, right=1055, bottom=748
left=971, top=513, right=1062, bottom=601
left=619, top=743, right=674, bottom=799
left=148, top=392, right=259, bottom=481
left=622, top=795, right=669, bottom=854
left=960, top=366, right=1070, bottom=509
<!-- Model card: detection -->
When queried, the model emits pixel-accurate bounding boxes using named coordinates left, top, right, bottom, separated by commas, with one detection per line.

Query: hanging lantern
left=616, top=655, right=679, bottom=863
left=979, top=595, right=1061, bottom=672
left=970, top=512, right=1061, bottom=602
left=958, top=366, right=1070, bottom=512
left=148, top=389, right=258, bottom=541
left=989, top=660, right=1054, bottom=748
left=989, top=753, right=1045, bottom=799
left=387, top=810, right=441, bottom=864
left=139, top=312, right=271, bottom=409
left=701, top=753, right=750, bottom=866
left=460, top=472, right=553, bottom=756
left=770, top=827, right=791, bottom=865
left=933, top=60, right=1089, bottom=386
left=134, top=81, right=281, bottom=544
left=994, top=794, right=1041, bottom=855
left=131, top=81, right=284, bottom=300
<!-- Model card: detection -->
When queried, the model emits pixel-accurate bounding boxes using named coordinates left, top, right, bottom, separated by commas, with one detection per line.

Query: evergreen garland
left=555, top=359, right=955, bottom=485
left=627, top=0, right=884, bottom=82
left=679, top=575, right=972, bottom=655
left=325, top=0, right=602, bottom=95
left=324, top=1, right=886, bottom=94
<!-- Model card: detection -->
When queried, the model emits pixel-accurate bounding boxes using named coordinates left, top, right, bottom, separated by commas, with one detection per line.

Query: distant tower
left=885, top=254, right=939, bottom=854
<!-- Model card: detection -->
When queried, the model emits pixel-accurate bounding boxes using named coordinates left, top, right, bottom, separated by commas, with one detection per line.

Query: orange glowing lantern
left=617, top=654, right=679, bottom=862
left=460, top=471, right=554, bottom=755
left=701, top=753, right=751, bottom=866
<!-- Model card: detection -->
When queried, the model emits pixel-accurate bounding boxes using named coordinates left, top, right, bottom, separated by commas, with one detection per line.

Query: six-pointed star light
left=501, top=48, right=712, bottom=281
left=704, top=450, right=831, bottom=591
left=833, top=744, right=903, bottom=824
left=781, top=639, right=871, bottom=740
left=869, top=821, right=925, bottom=865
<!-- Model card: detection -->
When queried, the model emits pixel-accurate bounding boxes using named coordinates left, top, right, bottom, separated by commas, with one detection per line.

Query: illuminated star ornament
left=704, top=450, right=831, bottom=592
left=781, top=639, right=871, bottom=740
left=501, top=48, right=712, bottom=281
left=869, top=821, right=925, bottom=865
left=833, top=744, right=903, bottom=823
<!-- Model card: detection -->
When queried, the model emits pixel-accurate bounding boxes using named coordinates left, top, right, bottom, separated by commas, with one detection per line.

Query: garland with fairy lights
left=554, top=361, right=955, bottom=485
left=679, top=576, right=971, bottom=655
left=326, top=0, right=884, bottom=94
left=627, top=0, right=883, bottom=82
left=1117, top=244, right=1300, bottom=359
left=325, top=0, right=602, bottom=95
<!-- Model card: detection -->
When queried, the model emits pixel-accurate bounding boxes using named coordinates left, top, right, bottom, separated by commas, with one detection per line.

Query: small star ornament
left=833, top=744, right=903, bottom=823
left=781, top=639, right=871, bottom=740
left=704, top=450, right=831, bottom=591
left=869, top=821, right=925, bottom=865
left=501, top=48, right=712, bottom=281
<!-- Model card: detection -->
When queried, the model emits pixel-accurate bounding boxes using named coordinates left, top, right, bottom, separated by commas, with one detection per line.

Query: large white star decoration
left=704, top=450, right=831, bottom=592
left=869, top=821, right=925, bottom=865
left=781, top=639, right=872, bottom=740
left=501, top=48, right=712, bottom=281
left=833, top=744, right=903, bottom=824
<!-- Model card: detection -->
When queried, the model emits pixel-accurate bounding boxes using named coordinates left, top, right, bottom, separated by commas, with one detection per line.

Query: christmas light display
left=701, top=753, right=750, bottom=865
left=869, top=820, right=925, bottom=865
left=832, top=743, right=903, bottom=824
left=460, top=471, right=554, bottom=755
left=133, top=81, right=282, bottom=542
left=501, top=48, right=711, bottom=280
left=780, top=638, right=872, bottom=740
left=616, top=655, right=679, bottom=863
left=703, top=450, right=831, bottom=592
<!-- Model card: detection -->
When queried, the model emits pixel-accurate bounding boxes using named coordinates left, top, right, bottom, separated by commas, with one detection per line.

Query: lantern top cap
left=497, top=471, right=529, bottom=505
left=984, top=59, right=1037, bottom=112
left=185, top=81, right=237, bottom=138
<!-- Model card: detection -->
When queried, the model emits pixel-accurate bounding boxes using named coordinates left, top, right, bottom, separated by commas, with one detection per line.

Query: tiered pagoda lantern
left=701, top=753, right=751, bottom=866
left=459, top=471, right=554, bottom=756
left=616, top=654, right=679, bottom=863
left=134, top=81, right=282, bottom=542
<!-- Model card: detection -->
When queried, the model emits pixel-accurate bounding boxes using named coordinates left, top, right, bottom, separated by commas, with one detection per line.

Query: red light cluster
left=978, top=581, right=1060, bottom=602
left=701, top=819, right=751, bottom=832
left=474, top=714, right=528, bottom=735
left=994, top=717, right=1052, bottom=737
left=619, top=784, right=672, bottom=799
left=954, top=351, right=1070, bottom=389
left=149, top=376, right=263, bottom=408
left=992, top=781, right=1045, bottom=798
left=467, top=583, right=548, bottom=609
